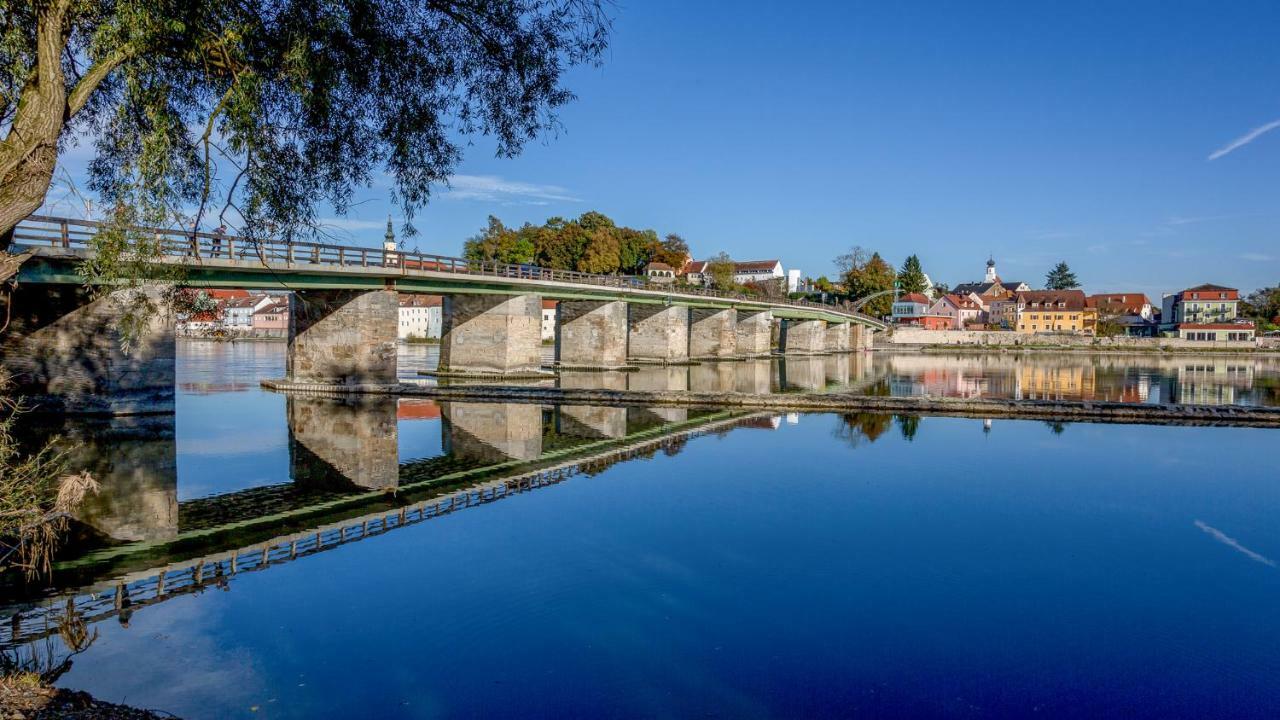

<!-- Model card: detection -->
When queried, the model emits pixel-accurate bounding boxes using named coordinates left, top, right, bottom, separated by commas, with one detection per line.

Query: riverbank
left=0, top=675, right=176, bottom=718
left=261, top=379, right=1280, bottom=427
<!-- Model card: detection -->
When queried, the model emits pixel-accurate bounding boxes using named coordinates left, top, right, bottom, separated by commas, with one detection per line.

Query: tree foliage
left=652, top=233, right=690, bottom=269
left=838, top=246, right=896, bottom=316
left=1243, top=286, right=1280, bottom=328
left=705, top=251, right=735, bottom=289
left=1045, top=261, right=1080, bottom=290
left=0, top=0, right=611, bottom=246
left=461, top=210, right=667, bottom=275
left=897, top=254, right=927, bottom=295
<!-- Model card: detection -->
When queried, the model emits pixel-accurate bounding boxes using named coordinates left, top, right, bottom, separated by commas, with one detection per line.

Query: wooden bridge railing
left=13, top=214, right=886, bottom=327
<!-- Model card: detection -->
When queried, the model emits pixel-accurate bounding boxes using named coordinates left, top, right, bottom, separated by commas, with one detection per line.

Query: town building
left=398, top=294, right=442, bottom=340
left=1160, top=284, right=1255, bottom=342
left=1161, top=284, right=1241, bottom=325
left=223, top=294, right=276, bottom=329
left=541, top=299, right=558, bottom=341
left=251, top=298, right=289, bottom=333
left=952, top=258, right=1030, bottom=299
left=681, top=258, right=787, bottom=289
left=1012, top=289, right=1096, bottom=334
left=929, top=293, right=986, bottom=329
left=891, top=293, right=932, bottom=324
left=1088, top=292, right=1157, bottom=336
left=645, top=261, right=677, bottom=284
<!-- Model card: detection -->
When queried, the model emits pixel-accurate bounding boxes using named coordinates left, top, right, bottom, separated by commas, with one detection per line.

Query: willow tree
left=0, top=0, right=611, bottom=248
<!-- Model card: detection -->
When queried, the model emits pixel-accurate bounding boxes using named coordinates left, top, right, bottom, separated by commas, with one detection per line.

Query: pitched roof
left=1184, top=283, right=1237, bottom=292
left=936, top=293, right=982, bottom=310
left=732, top=259, right=782, bottom=272
left=1178, top=284, right=1239, bottom=299
left=252, top=300, right=288, bottom=315
left=542, top=299, right=558, bottom=310
left=1087, top=293, right=1150, bottom=314
left=646, top=261, right=675, bottom=271
left=898, top=293, right=931, bottom=304
left=1015, top=289, right=1087, bottom=310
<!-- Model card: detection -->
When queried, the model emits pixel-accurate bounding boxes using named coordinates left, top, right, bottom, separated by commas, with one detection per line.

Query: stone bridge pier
left=690, top=308, right=737, bottom=359
left=826, top=322, right=851, bottom=353
left=288, top=395, right=400, bottom=489
left=556, top=300, right=629, bottom=370
left=558, top=405, right=627, bottom=439
left=779, top=355, right=827, bottom=391
left=288, top=289, right=398, bottom=386
left=441, top=401, right=543, bottom=462
left=438, top=294, right=545, bottom=377
left=780, top=319, right=826, bottom=354
left=735, top=310, right=773, bottom=357
left=0, top=285, right=175, bottom=414
left=628, top=304, right=689, bottom=364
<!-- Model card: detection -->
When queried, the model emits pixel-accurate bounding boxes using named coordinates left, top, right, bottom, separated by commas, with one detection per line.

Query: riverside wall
left=887, top=328, right=1266, bottom=352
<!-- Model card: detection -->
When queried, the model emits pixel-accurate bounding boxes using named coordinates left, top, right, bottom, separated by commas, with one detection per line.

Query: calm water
left=4, top=341, right=1280, bottom=718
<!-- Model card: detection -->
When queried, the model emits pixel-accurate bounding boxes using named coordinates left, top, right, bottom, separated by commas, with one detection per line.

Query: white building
left=398, top=295, right=441, bottom=340
left=787, top=269, right=802, bottom=293
left=541, top=300, right=557, bottom=341
left=682, top=259, right=786, bottom=288
left=223, top=294, right=274, bottom=329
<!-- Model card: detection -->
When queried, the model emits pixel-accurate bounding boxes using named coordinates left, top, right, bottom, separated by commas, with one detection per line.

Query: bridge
left=3, top=215, right=885, bottom=413
left=0, top=405, right=774, bottom=649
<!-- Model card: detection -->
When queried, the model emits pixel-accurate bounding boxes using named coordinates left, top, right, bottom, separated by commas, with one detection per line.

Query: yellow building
left=1013, top=290, right=1097, bottom=335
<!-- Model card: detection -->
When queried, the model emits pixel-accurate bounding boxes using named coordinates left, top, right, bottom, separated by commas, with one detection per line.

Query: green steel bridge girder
left=16, top=258, right=881, bottom=328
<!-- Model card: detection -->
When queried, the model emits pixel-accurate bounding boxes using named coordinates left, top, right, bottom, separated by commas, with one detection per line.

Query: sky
left=46, top=0, right=1280, bottom=296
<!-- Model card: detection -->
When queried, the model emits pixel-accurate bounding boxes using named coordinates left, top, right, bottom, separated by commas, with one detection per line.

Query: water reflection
left=879, top=351, right=1280, bottom=407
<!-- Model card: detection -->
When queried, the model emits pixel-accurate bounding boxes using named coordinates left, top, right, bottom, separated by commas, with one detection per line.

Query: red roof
left=1016, top=289, right=1087, bottom=310
left=542, top=299, right=558, bottom=310
left=938, top=293, right=982, bottom=309
left=398, top=294, right=441, bottom=307
left=1179, top=322, right=1254, bottom=330
left=397, top=399, right=442, bottom=420
left=898, top=293, right=930, bottom=304
left=1087, top=293, right=1150, bottom=313
left=204, top=289, right=250, bottom=300
left=1179, top=284, right=1239, bottom=300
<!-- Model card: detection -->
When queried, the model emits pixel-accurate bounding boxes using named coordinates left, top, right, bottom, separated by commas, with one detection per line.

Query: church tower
left=984, top=256, right=998, bottom=283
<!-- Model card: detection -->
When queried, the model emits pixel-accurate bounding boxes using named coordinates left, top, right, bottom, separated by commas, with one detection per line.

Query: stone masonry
left=780, top=319, right=826, bottom=354
left=287, top=395, right=399, bottom=489
left=826, top=321, right=851, bottom=352
left=689, top=307, right=737, bottom=359
left=287, top=289, right=398, bottom=385
left=628, top=304, right=689, bottom=363
left=556, top=300, right=629, bottom=369
left=735, top=310, right=773, bottom=356
left=0, top=284, right=175, bottom=414
left=438, top=294, right=543, bottom=375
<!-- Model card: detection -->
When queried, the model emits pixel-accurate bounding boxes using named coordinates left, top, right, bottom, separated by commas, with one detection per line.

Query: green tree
left=706, top=251, right=735, bottom=289
left=462, top=216, right=534, bottom=265
left=839, top=247, right=896, bottom=316
left=897, top=255, right=928, bottom=295
left=1243, top=286, right=1280, bottom=328
left=1045, top=261, right=1080, bottom=290
left=617, top=228, right=660, bottom=274
left=578, top=225, right=621, bottom=274
left=0, top=0, right=609, bottom=247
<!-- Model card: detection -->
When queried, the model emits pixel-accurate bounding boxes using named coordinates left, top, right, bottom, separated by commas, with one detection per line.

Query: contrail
left=1195, top=520, right=1277, bottom=567
left=1208, top=119, right=1280, bottom=160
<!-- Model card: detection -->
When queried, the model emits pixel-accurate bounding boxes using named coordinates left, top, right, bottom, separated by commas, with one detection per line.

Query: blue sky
left=49, top=0, right=1280, bottom=295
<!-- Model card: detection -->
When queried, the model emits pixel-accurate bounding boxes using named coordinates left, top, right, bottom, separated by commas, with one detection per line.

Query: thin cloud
left=316, top=218, right=389, bottom=231
left=1208, top=119, right=1280, bottom=161
left=1240, top=252, right=1274, bottom=262
left=1195, top=520, right=1277, bottom=568
left=443, top=174, right=580, bottom=204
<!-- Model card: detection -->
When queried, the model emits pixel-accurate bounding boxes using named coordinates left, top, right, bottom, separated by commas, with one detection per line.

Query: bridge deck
left=12, top=215, right=886, bottom=328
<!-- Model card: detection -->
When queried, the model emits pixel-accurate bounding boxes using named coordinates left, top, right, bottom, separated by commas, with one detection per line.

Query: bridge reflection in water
left=1, top=397, right=777, bottom=649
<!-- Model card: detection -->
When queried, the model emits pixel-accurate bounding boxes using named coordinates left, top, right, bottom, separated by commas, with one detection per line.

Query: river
left=3, top=340, right=1279, bottom=718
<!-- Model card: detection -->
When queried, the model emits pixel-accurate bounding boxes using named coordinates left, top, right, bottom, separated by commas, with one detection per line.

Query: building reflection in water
left=879, top=352, right=1279, bottom=407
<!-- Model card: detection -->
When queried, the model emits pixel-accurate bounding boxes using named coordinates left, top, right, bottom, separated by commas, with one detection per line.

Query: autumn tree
left=0, top=0, right=611, bottom=248
left=838, top=246, right=896, bottom=316
left=1045, top=261, right=1080, bottom=290
left=652, top=233, right=691, bottom=269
